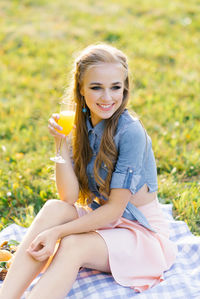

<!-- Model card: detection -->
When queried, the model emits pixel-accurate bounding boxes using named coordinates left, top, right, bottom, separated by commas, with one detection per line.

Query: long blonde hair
left=67, top=44, right=130, bottom=205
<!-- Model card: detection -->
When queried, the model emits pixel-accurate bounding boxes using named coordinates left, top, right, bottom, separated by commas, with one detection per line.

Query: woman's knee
left=59, top=234, right=79, bottom=251
left=57, top=233, right=110, bottom=272
left=35, top=199, right=78, bottom=225
left=58, top=234, right=86, bottom=265
left=58, top=233, right=98, bottom=267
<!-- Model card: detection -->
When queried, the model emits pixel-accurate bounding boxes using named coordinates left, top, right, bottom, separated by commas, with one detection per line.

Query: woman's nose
left=101, top=89, right=112, bottom=101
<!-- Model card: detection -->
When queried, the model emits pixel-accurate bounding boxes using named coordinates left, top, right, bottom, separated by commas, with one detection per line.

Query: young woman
left=0, top=44, right=177, bottom=299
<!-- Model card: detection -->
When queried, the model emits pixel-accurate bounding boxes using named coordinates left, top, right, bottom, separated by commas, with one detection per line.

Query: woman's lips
left=97, top=103, right=114, bottom=111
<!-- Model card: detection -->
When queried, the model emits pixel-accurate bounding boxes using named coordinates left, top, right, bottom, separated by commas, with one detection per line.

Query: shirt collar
left=86, top=117, right=105, bottom=137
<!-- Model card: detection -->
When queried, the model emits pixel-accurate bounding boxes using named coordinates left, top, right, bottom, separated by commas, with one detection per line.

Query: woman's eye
left=90, top=86, right=121, bottom=91
left=112, top=86, right=121, bottom=90
left=90, top=86, right=101, bottom=90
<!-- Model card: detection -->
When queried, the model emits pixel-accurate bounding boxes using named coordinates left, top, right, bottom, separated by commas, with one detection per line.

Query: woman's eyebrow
left=111, top=82, right=122, bottom=85
left=89, top=82, right=122, bottom=86
left=89, top=82, right=102, bottom=85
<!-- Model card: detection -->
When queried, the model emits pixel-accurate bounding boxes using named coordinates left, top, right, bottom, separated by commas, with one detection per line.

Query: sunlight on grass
left=0, top=0, right=199, bottom=235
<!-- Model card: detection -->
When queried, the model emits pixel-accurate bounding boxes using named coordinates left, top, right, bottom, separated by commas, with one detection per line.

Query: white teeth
left=99, top=104, right=112, bottom=108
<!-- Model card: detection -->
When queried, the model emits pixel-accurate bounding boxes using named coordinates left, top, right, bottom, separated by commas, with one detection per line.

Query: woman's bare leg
left=0, top=200, right=78, bottom=299
left=27, top=232, right=110, bottom=299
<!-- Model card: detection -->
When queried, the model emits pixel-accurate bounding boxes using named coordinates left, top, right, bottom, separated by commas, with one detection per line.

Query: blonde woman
left=0, top=44, right=177, bottom=299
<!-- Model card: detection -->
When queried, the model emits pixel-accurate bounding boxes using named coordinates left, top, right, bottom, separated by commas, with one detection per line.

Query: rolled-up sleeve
left=110, top=120, right=147, bottom=194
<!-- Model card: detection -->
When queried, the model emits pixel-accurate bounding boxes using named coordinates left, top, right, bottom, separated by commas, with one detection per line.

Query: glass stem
left=57, top=137, right=63, bottom=157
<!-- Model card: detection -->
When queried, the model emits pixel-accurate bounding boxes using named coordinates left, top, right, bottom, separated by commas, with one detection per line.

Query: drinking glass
left=50, top=101, right=76, bottom=163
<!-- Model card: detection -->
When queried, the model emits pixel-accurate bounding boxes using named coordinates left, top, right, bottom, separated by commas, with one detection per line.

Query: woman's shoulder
left=117, top=109, right=145, bottom=136
left=115, top=110, right=152, bottom=152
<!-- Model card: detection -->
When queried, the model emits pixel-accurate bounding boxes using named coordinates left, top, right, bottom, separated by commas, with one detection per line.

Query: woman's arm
left=48, top=113, right=79, bottom=204
left=27, top=189, right=131, bottom=261
left=55, top=188, right=131, bottom=238
left=55, top=137, right=79, bottom=204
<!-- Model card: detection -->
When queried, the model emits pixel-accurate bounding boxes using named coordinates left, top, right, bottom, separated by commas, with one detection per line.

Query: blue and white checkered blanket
left=0, top=203, right=200, bottom=298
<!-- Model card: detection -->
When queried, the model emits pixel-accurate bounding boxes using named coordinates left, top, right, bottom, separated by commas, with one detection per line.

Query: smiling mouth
left=97, top=103, right=114, bottom=111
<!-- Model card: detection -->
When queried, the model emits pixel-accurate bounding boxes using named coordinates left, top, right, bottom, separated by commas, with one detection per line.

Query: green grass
left=0, top=0, right=200, bottom=235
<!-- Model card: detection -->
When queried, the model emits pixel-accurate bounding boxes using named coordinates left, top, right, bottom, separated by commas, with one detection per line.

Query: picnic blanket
left=0, top=203, right=200, bottom=299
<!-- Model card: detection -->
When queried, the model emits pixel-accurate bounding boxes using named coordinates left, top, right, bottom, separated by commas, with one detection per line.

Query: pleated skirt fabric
left=75, top=197, right=177, bottom=292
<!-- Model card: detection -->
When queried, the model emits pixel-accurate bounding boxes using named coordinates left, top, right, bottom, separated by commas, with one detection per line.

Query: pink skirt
left=75, top=197, right=177, bottom=292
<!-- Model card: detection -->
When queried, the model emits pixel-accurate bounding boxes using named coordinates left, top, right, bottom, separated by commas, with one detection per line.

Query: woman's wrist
left=54, top=224, right=67, bottom=239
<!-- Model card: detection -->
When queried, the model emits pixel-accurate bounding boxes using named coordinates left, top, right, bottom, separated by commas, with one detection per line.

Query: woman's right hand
left=48, top=113, right=65, bottom=139
left=27, top=227, right=59, bottom=262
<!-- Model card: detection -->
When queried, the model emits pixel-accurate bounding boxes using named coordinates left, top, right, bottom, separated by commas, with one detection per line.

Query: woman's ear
left=80, top=84, right=84, bottom=97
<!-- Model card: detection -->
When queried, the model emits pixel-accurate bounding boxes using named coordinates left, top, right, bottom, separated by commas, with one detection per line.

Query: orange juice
left=57, top=110, right=75, bottom=135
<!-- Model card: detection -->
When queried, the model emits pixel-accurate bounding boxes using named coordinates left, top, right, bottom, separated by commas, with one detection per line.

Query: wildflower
left=13, top=183, right=19, bottom=190
left=181, top=17, right=192, bottom=26
left=15, top=153, right=24, bottom=160
left=1, top=145, right=6, bottom=152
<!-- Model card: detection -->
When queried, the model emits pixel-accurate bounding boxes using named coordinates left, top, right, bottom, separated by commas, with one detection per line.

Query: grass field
left=0, top=0, right=199, bottom=235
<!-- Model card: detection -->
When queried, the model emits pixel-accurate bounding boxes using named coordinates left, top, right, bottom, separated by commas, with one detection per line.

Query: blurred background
left=0, top=0, right=199, bottom=234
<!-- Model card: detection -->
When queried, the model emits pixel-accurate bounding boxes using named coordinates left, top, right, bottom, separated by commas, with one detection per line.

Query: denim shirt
left=80, top=109, right=158, bottom=231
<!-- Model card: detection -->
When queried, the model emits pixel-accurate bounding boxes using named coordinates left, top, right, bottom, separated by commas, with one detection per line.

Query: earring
left=82, top=106, right=87, bottom=113
left=82, top=97, right=87, bottom=113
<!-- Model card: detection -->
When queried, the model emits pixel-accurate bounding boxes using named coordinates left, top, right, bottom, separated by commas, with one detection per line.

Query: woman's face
left=80, top=63, right=125, bottom=126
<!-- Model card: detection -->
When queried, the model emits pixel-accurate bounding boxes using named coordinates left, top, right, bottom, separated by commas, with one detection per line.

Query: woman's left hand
left=27, top=228, right=59, bottom=262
